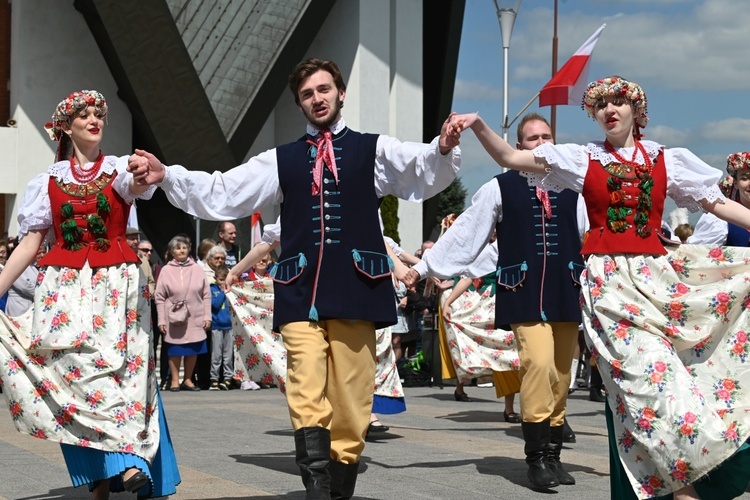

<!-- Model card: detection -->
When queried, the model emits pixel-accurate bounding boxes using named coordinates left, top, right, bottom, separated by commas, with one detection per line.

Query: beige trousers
left=281, top=319, right=376, bottom=464
left=511, top=321, right=579, bottom=426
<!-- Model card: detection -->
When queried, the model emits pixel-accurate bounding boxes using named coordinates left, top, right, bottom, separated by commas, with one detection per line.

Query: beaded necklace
left=70, top=152, right=104, bottom=184
left=603, top=140, right=654, bottom=238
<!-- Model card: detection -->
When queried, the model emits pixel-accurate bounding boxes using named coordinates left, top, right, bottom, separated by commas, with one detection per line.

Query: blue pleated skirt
left=61, top=391, right=181, bottom=498
left=372, top=394, right=406, bottom=415
left=166, top=339, right=207, bottom=357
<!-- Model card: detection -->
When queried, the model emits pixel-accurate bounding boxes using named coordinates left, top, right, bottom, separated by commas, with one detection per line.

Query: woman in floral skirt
left=0, top=90, right=180, bottom=499
left=449, top=77, right=750, bottom=499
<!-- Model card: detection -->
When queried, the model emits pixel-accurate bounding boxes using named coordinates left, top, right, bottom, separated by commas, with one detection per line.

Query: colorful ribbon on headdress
left=536, top=187, right=552, bottom=219
left=306, top=129, right=338, bottom=196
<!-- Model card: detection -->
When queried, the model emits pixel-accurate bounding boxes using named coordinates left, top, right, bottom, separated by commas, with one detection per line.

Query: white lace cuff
left=672, top=184, right=724, bottom=213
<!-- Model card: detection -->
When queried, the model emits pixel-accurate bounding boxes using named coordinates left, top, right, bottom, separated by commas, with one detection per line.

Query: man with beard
left=128, top=58, right=462, bottom=499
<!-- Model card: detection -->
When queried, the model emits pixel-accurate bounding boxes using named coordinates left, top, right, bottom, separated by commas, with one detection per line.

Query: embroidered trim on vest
left=603, top=161, right=655, bottom=238
left=55, top=171, right=115, bottom=197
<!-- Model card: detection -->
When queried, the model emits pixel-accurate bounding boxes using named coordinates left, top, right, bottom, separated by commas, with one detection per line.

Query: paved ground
left=0, top=383, right=748, bottom=499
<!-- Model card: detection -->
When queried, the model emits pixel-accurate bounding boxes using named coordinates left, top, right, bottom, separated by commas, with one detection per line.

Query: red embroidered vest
left=580, top=148, right=668, bottom=256
left=38, top=171, right=140, bottom=269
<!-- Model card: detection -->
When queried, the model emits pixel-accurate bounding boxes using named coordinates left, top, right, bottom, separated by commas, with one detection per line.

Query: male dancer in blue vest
left=406, top=113, right=586, bottom=491
left=128, top=58, right=462, bottom=499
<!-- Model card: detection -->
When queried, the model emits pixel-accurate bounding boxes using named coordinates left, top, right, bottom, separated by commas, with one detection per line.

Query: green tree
left=435, top=177, right=467, bottom=225
left=380, top=194, right=400, bottom=243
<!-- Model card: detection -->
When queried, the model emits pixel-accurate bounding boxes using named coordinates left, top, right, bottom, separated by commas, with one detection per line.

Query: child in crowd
left=209, top=266, right=234, bottom=390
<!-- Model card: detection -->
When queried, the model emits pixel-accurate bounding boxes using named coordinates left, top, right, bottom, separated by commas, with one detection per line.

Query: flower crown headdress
left=44, top=90, right=108, bottom=141
left=581, top=76, right=648, bottom=131
left=726, top=152, right=750, bottom=177
left=720, top=152, right=750, bottom=200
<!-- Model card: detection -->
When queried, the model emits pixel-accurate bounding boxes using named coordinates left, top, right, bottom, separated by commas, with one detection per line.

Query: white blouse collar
left=587, top=140, right=663, bottom=166
left=306, top=117, right=346, bottom=137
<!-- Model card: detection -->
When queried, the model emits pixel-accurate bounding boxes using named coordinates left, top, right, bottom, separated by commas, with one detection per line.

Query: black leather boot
left=548, top=425, right=576, bottom=485
left=562, top=418, right=576, bottom=443
left=521, top=421, right=559, bottom=489
left=329, top=460, right=359, bottom=500
left=589, top=368, right=606, bottom=402
left=294, top=427, right=332, bottom=500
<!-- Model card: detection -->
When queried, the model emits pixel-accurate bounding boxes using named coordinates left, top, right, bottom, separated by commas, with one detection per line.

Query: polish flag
left=250, top=211, right=263, bottom=247
left=539, top=24, right=606, bottom=107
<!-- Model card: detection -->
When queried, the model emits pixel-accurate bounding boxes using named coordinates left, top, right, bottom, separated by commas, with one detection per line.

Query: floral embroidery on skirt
left=582, top=244, right=750, bottom=499
left=0, top=263, right=160, bottom=462
left=439, top=287, right=520, bottom=384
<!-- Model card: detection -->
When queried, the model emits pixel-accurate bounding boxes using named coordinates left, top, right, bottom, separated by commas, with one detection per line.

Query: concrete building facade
left=0, top=0, right=463, bottom=256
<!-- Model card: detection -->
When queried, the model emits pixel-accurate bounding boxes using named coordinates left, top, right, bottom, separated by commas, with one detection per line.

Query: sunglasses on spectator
left=138, top=247, right=153, bottom=253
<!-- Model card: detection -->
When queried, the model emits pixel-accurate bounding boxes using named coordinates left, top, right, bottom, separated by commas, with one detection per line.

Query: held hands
left=439, top=112, right=461, bottom=154
left=403, top=268, right=421, bottom=288
left=127, top=149, right=166, bottom=186
left=391, top=259, right=411, bottom=285
left=448, top=112, right=479, bottom=137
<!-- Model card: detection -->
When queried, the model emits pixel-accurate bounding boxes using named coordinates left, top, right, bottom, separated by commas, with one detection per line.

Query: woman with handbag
left=155, top=235, right=211, bottom=392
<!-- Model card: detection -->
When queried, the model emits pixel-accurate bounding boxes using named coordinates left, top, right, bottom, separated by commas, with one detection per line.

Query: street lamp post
left=493, top=0, right=523, bottom=142
left=551, top=0, right=559, bottom=138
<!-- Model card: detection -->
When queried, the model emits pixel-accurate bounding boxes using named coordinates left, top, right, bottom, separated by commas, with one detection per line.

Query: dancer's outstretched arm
left=451, top=113, right=549, bottom=174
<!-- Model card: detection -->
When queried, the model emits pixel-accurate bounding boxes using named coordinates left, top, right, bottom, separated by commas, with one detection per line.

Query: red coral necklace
left=70, top=152, right=104, bottom=184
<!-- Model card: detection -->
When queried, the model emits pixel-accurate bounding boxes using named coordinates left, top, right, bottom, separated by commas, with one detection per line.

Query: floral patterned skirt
left=439, top=287, right=520, bottom=384
left=228, top=278, right=403, bottom=399
left=374, top=326, right=405, bottom=400
left=581, top=244, right=750, bottom=499
left=228, top=279, right=286, bottom=391
left=0, top=263, right=160, bottom=463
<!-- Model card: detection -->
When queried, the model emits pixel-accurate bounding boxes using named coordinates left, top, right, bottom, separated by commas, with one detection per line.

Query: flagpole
left=550, top=0, right=559, bottom=138
left=508, top=91, right=541, bottom=132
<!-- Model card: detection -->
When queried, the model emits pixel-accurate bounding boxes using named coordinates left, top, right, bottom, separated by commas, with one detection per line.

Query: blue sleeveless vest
left=494, top=171, right=583, bottom=329
left=272, top=128, right=396, bottom=330
left=726, top=222, right=750, bottom=247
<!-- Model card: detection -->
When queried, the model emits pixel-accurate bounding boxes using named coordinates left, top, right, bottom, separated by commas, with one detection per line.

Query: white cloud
left=644, top=118, right=750, bottom=150
left=453, top=79, right=503, bottom=101
left=508, top=0, right=750, bottom=91
left=644, top=125, right=692, bottom=147
left=698, top=118, right=750, bottom=142
left=697, top=153, right=728, bottom=171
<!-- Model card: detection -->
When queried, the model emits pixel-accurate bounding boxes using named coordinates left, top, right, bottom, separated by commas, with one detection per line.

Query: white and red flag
left=539, top=24, right=606, bottom=107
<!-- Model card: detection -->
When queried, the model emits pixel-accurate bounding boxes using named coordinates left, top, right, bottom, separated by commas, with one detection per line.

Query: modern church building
left=0, top=0, right=464, bottom=255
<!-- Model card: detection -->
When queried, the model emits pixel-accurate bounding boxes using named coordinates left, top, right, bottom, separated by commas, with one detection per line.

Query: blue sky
left=451, top=0, right=750, bottom=223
